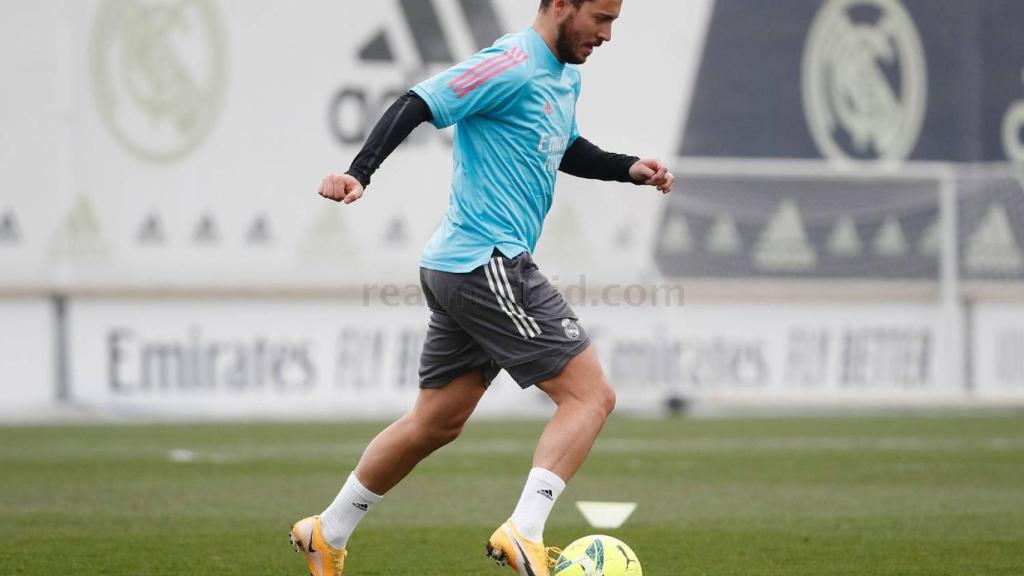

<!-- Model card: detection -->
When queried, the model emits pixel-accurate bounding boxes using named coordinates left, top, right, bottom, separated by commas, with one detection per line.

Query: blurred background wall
left=1, top=0, right=1023, bottom=421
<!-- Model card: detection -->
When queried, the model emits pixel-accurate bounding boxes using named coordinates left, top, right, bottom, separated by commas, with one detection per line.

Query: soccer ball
left=552, top=534, right=642, bottom=576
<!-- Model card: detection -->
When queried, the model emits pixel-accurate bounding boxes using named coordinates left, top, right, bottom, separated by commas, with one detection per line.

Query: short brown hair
left=539, top=0, right=591, bottom=11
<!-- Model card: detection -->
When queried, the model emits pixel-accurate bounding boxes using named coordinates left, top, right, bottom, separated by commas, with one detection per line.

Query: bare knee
left=539, top=347, right=616, bottom=419
left=599, top=380, right=617, bottom=417
left=550, top=375, right=616, bottom=419
left=410, top=411, right=467, bottom=452
left=585, top=375, right=616, bottom=418
left=431, top=418, right=465, bottom=447
left=403, top=373, right=485, bottom=453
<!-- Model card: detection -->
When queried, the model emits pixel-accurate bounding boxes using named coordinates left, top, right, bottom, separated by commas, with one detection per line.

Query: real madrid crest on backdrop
left=802, top=0, right=927, bottom=166
left=679, top=0, right=1024, bottom=164
left=90, top=0, right=228, bottom=162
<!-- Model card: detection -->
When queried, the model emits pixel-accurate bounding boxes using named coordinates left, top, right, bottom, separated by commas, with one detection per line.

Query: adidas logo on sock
left=351, top=502, right=369, bottom=511
left=537, top=489, right=554, bottom=501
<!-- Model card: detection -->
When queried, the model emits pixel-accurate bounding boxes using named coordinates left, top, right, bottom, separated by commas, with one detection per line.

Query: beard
left=555, top=17, right=585, bottom=64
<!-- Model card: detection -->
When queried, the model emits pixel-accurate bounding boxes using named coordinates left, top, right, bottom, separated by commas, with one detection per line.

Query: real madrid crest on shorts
left=561, top=318, right=581, bottom=341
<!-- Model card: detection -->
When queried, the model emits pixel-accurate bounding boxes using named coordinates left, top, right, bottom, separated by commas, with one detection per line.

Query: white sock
left=509, top=467, right=566, bottom=542
left=319, top=472, right=383, bottom=549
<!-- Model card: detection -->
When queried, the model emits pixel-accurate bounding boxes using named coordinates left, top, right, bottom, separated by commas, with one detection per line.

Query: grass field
left=2, top=414, right=1023, bottom=575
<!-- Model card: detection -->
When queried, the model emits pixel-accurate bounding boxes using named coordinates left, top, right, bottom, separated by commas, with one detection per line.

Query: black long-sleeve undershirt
left=345, top=91, right=640, bottom=189
left=559, top=137, right=640, bottom=184
left=345, top=91, right=433, bottom=189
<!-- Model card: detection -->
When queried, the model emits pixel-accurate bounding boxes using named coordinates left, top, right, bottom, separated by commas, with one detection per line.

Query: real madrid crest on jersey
left=802, top=0, right=927, bottom=165
left=561, top=318, right=581, bottom=341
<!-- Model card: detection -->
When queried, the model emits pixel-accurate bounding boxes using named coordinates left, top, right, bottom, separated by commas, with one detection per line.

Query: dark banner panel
left=680, top=0, right=1024, bottom=164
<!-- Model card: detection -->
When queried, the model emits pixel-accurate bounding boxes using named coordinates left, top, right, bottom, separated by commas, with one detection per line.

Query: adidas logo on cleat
left=537, top=489, right=554, bottom=500
left=351, top=502, right=369, bottom=511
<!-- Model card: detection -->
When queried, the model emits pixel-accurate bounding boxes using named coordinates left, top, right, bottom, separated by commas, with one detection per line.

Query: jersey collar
left=526, top=26, right=566, bottom=73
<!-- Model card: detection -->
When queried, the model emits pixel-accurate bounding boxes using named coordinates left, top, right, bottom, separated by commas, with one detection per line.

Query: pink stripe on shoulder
left=448, top=47, right=527, bottom=93
left=453, top=49, right=529, bottom=99
left=448, top=51, right=512, bottom=89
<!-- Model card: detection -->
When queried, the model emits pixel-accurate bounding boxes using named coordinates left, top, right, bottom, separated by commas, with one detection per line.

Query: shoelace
left=332, top=548, right=348, bottom=574
left=545, top=546, right=563, bottom=568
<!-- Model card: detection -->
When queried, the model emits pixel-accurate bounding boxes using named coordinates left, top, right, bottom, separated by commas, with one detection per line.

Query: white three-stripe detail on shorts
left=483, top=256, right=540, bottom=338
left=495, top=258, right=542, bottom=336
left=491, top=258, right=541, bottom=338
left=485, top=259, right=531, bottom=339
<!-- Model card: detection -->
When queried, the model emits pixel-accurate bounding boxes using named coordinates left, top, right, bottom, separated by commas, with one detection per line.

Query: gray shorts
left=419, top=250, right=591, bottom=389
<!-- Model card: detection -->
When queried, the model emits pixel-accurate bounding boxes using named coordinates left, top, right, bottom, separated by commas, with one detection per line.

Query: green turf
left=1, top=414, right=1023, bottom=575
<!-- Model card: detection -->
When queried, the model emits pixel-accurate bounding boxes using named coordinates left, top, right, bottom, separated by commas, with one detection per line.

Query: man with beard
left=290, top=1, right=673, bottom=574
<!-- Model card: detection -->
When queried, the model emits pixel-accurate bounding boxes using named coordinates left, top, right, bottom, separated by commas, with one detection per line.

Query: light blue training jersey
left=412, top=26, right=581, bottom=273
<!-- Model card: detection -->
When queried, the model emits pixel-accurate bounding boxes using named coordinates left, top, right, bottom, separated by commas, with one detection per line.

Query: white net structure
left=654, top=163, right=946, bottom=283
left=958, top=170, right=1024, bottom=282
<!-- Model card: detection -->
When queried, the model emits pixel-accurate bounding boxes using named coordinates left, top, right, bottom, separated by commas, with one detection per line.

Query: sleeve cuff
left=411, top=86, right=451, bottom=129
left=345, top=169, right=370, bottom=189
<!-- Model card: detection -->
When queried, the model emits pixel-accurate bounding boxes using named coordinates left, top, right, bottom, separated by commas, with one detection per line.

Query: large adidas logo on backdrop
left=328, top=0, right=505, bottom=145
left=358, top=0, right=503, bottom=65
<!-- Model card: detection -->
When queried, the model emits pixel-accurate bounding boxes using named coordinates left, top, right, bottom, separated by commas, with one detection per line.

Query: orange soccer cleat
left=289, top=516, right=348, bottom=576
left=486, top=519, right=562, bottom=576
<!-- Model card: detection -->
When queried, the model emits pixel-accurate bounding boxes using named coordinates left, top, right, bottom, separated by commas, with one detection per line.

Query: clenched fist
left=319, top=173, right=364, bottom=204
left=629, top=159, right=675, bottom=194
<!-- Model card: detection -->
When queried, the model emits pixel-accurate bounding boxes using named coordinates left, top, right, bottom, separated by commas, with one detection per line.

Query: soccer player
left=290, top=0, right=673, bottom=574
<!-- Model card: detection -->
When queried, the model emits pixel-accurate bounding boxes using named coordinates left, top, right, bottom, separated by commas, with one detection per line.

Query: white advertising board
left=588, top=303, right=952, bottom=408
left=0, top=299, right=55, bottom=416
left=0, top=3, right=68, bottom=286
left=971, top=304, right=1024, bottom=399
left=68, top=298, right=952, bottom=419
left=67, top=298, right=552, bottom=419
